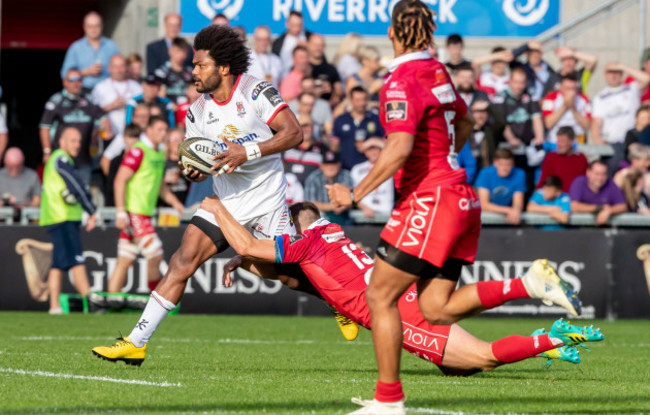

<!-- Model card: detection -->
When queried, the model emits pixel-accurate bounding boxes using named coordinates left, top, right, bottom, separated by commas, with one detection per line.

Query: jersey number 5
left=444, top=110, right=459, bottom=170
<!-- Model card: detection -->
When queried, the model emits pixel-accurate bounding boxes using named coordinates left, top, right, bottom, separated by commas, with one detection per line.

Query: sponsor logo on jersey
left=386, top=89, right=406, bottom=99
left=207, top=111, right=219, bottom=124
left=187, top=108, right=195, bottom=123
left=402, top=196, right=434, bottom=247
left=218, top=124, right=259, bottom=149
left=385, top=101, right=407, bottom=122
left=251, top=81, right=272, bottom=100
left=431, top=84, right=456, bottom=104
left=458, top=198, right=480, bottom=211
left=263, top=87, right=283, bottom=106
left=236, top=101, right=246, bottom=118
left=289, top=234, right=303, bottom=245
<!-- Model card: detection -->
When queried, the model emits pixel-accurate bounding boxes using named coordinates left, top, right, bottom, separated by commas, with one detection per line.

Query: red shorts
left=398, top=287, right=451, bottom=366
left=119, top=213, right=156, bottom=241
left=380, top=183, right=481, bottom=268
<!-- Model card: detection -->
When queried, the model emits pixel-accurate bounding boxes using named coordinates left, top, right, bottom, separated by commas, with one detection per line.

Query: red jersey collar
left=210, top=74, right=241, bottom=106
left=386, top=51, right=431, bottom=73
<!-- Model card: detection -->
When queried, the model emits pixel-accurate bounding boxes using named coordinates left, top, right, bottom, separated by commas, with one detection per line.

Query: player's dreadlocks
left=391, top=0, right=437, bottom=51
left=193, top=24, right=251, bottom=75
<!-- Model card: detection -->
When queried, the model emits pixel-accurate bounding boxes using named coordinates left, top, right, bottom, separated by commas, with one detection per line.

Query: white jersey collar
left=308, top=217, right=330, bottom=230
left=140, top=133, right=159, bottom=151
left=386, top=50, right=431, bottom=73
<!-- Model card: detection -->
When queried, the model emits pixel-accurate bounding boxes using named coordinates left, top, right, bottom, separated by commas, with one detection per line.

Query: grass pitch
left=0, top=312, right=648, bottom=414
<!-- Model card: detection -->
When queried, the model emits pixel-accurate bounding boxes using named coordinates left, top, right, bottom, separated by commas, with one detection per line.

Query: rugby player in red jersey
left=198, top=198, right=600, bottom=393
left=326, top=1, right=582, bottom=412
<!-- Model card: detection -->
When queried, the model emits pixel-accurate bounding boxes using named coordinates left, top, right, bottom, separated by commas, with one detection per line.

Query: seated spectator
left=592, top=62, right=650, bottom=170
left=308, top=34, right=343, bottom=106
left=350, top=138, right=393, bottom=219
left=457, top=140, right=477, bottom=184
left=345, top=45, right=383, bottom=103
left=0, top=148, right=41, bottom=213
left=283, top=114, right=323, bottom=184
left=286, top=172, right=304, bottom=205
left=620, top=168, right=650, bottom=214
left=279, top=45, right=311, bottom=103
left=614, top=143, right=650, bottom=188
left=289, top=91, right=332, bottom=140
left=454, top=64, right=489, bottom=108
left=126, top=74, right=174, bottom=127
left=126, top=53, right=143, bottom=82
left=473, top=46, right=513, bottom=99
left=154, top=37, right=193, bottom=106
left=304, top=149, right=353, bottom=225
left=92, top=54, right=143, bottom=136
left=553, top=47, right=598, bottom=93
left=537, top=126, right=588, bottom=192
left=541, top=73, right=591, bottom=143
left=330, top=86, right=384, bottom=170
left=176, top=83, right=202, bottom=127
left=146, top=13, right=193, bottom=75
left=333, top=33, right=362, bottom=86
left=623, top=107, right=650, bottom=160
left=467, top=98, right=505, bottom=172
left=526, top=176, right=571, bottom=229
left=248, top=25, right=283, bottom=88
left=569, top=160, right=627, bottom=225
left=444, top=33, right=471, bottom=71
left=475, top=148, right=526, bottom=225
left=101, top=103, right=151, bottom=175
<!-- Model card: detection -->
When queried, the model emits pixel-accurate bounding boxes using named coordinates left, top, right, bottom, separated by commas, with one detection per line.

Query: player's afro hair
left=193, top=25, right=251, bottom=75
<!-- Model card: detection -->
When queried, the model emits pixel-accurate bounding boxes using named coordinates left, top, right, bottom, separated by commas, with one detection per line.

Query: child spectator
left=527, top=176, right=571, bottom=229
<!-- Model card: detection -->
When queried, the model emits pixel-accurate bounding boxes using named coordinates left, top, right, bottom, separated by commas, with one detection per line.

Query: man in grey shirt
left=0, top=148, right=41, bottom=209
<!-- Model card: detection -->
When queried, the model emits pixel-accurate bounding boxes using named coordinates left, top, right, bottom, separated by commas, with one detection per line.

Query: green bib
left=40, top=149, right=83, bottom=226
left=125, top=141, right=165, bottom=216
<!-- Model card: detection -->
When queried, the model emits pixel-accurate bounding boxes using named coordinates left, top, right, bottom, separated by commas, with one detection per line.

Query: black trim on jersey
left=376, top=238, right=468, bottom=281
left=190, top=216, right=230, bottom=252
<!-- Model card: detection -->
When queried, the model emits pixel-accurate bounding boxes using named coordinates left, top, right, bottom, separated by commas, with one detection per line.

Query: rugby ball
left=178, top=137, right=220, bottom=176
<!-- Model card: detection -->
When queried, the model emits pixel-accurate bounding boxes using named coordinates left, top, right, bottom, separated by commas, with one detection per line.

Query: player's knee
left=117, top=238, right=139, bottom=260
left=139, top=234, right=163, bottom=260
left=419, top=305, right=455, bottom=326
left=168, top=247, right=201, bottom=280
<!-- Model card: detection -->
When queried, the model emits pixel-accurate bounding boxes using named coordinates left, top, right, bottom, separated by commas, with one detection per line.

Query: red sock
left=476, top=279, right=529, bottom=309
left=148, top=280, right=159, bottom=292
left=374, top=380, right=404, bottom=402
left=491, top=333, right=555, bottom=363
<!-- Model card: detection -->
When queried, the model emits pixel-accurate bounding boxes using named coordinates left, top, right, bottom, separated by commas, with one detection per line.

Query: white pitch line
left=408, top=408, right=510, bottom=415
left=0, top=368, right=182, bottom=387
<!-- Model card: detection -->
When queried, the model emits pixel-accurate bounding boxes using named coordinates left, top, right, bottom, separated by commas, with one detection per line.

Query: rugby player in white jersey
left=92, top=25, right=356, bottom=365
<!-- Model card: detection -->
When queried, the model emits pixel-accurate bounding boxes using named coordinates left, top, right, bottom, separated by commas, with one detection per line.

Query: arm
left=527, top=200, right=562, bottom=214
left=454, top=113, right=473, bottom=153
left=503, top=125, right=523, bottom=148
left=113, top=165, right=134, bottom=212
left=557, top=48, right=598, bottom=72
left=591, top=117, right=605, bottom=145
left=200, top=196, right=276, bottom=260
left=532, top=114, right=545, bottom=145
left=572, top=107, right=591, bottom=132
left=543, top=104, right=567, bottom=130
left=0, top=132, right=7, bottom=163
left=570, top=201, right=598, bottom=213
left=471, top=50, right=514, bottom=72
left=159, top=182, right=185, bottom=214
left=609, top=203, right=628, bottom=215
left=54, top=156, right=96, bottom=214
left=477, top=187, right=513, bottom=215
left=615, top=62, right=650, bottom=90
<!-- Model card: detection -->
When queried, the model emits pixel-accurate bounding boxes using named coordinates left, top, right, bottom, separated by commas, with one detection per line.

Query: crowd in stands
left=1, top=10, right=650, bottom=228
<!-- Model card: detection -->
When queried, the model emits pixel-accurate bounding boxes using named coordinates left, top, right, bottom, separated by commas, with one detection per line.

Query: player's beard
left=195, top=71, right=221, bottom=94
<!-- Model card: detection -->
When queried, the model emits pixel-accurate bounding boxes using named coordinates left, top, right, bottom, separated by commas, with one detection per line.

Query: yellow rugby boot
left=330, top=305, right=359, bottom=341
left=92, top=337, right=146, bottom=366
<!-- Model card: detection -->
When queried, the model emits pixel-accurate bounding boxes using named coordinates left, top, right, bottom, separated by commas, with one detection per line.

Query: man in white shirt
left=248, top=25, right=283, bottom=88
left=91, top=54, right=142, bottom=135
left=272, top=11, right=310, bottom=79
left=350, top=138, right=393, bottom=219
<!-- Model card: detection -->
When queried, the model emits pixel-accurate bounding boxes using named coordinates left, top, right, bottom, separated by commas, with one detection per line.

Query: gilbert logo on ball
left=178, top=137, right=220, bottom=176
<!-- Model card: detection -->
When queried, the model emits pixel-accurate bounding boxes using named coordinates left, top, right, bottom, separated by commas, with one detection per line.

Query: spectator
left=620, top=168, right=650, bottom=214
left=163, top=127, right=189, bottom=206
left=330, top=86, right=384, bottom=170
left=541, top=73, right=591, bottom=143
left=289, top=91, right=332, bottom=141
left=569, top=160, right=627, bottom=225
left=591, top=62, right=650, bottom=170
left=92, top=54, right=143, bottom=136
left=175, top=84, right=201, bottom=127
left=0, top=111, right=7, bottom=164
left=232, top=26, right=247, bottom=42
left=39, top=127, right=96, bottom=314
left=345, top=46, right=383, bottom=103
left=467, top=98, right=505, bottom=172
left=457, top=141, right=478, bottom=184
left=279, top=45, right=311, bottom=103
left=553, top=47, right=598, bottom=93
left=101, top=103, right=150, bottom=176
left=526, top=176, right=571, bottom=229
left=304, top=149, right=353, bottom=225
left=475, top=148, right=526, bottom=225
left=286, top=172, right=304, bottom=205
left=272, top=11, right=311, bottom=78
left=248, top=26, right=284, bottom=88
left=514, top=40, right=557, bottom=101
left=60, top=12, right=120, bottom=91
left=0, top=148, right=41, bottom=211
left=126, top=74, right=174, bottom=127
left=333, top=33, right=362, bottom=86
left=103, top=123, right=142, bottom=207
left=641, top=54, right=650, bottom=106
left=283, top=114, right=323, bottom=184
left=146, top=13, right=193, bottom=75
left=444, top=33, right=471, bottom=71
left=211, top=13, right=229, bottom=26
left=308, top=34, right=343, bottom=106
left=614, top=143, right=650, bottom=188
left=454, top=64, right=489, bottom=107
left=623, top=107, right=650, bottom=160
left=473, top=46, right=513, bottom=99
left=126, top=53, right=143, bottom=82
left=537, top=126, right=589, bottom=192
left=154, top=37, right=194, bottom=106
left=350, top=138, right=393, bottom=219
left=40, top=68, right=111, bottom=185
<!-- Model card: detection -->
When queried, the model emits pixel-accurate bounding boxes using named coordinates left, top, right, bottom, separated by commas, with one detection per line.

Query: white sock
left=128, top=291, right=176, bottom=348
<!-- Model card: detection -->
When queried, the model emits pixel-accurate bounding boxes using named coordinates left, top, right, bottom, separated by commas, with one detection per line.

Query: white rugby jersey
left=592, top=82, right=640, bottom=144
left=185, top=74, right=289, bottom=221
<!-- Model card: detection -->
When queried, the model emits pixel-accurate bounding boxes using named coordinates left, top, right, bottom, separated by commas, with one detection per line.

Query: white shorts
left=192, top=202, right=296, bottom=240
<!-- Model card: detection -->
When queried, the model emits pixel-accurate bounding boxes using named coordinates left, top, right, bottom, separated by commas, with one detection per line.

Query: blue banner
left=180, top=0, right=560, bottom=38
